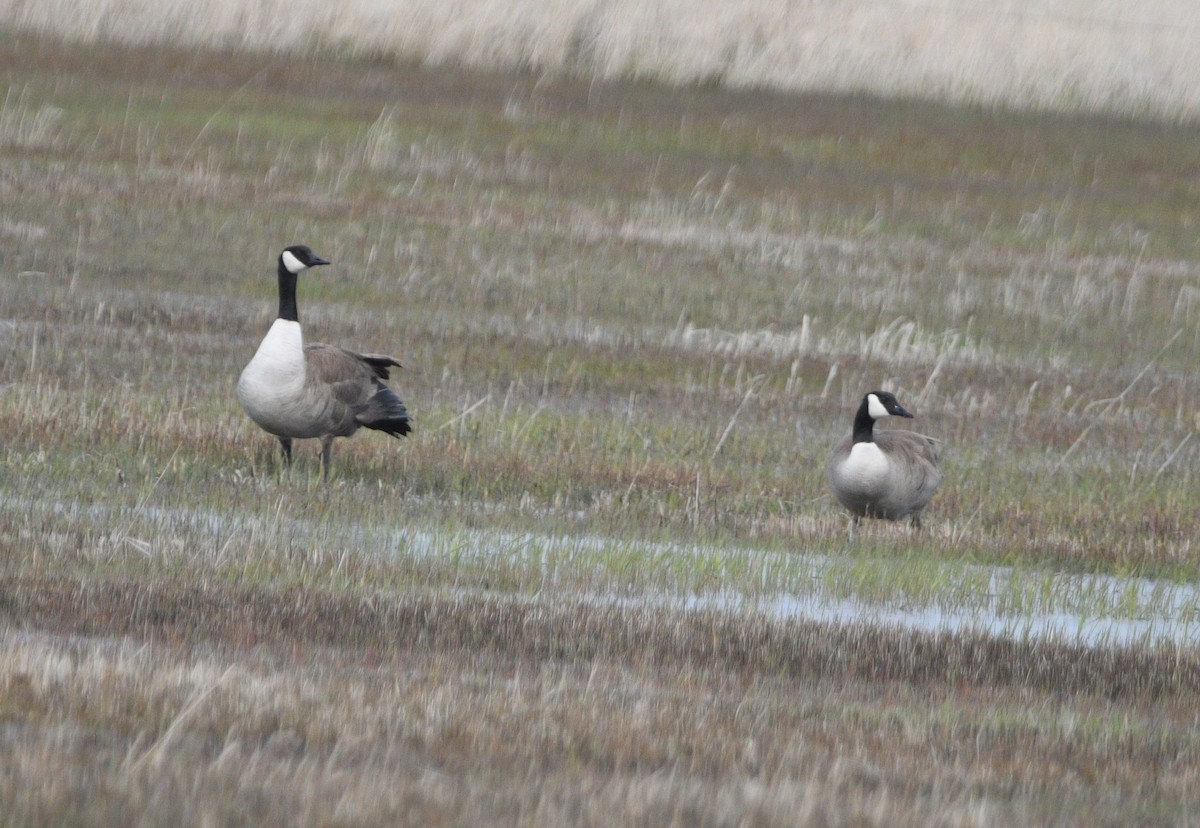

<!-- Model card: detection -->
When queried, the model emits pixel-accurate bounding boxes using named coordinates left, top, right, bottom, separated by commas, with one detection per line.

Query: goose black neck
left=277, top=261, right=299, bottom=322
left=852, top=398, right=876, bottom=443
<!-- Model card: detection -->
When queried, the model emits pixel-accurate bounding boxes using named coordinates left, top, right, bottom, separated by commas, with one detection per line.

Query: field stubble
left=1, top=32, right=1200, bottom=825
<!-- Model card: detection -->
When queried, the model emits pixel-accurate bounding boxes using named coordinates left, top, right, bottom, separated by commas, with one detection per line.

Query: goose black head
left=864, top=391, right=913, bottom=420
left=280, top=245, right=331, bottom=274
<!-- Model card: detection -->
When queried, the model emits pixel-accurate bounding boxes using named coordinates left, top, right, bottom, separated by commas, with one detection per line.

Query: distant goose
left=236, top=245, right=411, bottom=478
left=826, top=391, right=941, bottom=530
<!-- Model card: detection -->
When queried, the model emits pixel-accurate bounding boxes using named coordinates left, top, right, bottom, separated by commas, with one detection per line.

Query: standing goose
left=237, top=245, right=412, bottom=478
left=826, top=391, right=941, bottom=530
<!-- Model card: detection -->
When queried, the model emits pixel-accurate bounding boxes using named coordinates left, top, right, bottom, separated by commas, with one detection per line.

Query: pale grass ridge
left=4, top=0, right=1200, bottom=118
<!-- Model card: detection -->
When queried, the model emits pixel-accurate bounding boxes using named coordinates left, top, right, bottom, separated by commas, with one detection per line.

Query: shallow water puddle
left=382, top=524, right=1200, bottom=649
left=21, top=497, right=1200, bottom=649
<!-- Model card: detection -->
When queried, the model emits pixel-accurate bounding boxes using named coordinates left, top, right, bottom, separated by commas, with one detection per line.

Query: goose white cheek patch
left=281, top=249, right=306, bottom=274
left=867, top=393, right=889, bottom=419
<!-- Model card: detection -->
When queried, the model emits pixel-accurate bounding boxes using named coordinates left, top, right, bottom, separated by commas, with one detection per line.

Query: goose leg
left=910, top=511, right=922, bottom=532
left=320, top=435, right=335, bottom=480
left=278, top=437, right=293, bottom=467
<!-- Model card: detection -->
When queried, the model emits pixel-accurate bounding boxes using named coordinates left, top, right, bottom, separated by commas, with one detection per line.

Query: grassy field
left=2, top=30, right=1200, bottom=825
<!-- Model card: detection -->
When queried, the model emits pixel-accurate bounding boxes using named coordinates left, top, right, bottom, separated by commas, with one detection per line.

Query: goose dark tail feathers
left=358, top=382, right=412, bottom=437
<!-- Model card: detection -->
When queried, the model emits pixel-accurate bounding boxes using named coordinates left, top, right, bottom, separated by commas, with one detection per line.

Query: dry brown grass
left=3, top=577, right=1199, bottom=825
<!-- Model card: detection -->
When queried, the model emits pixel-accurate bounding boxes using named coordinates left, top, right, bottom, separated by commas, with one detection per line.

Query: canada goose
left=236, top=245, right=411, bottom=478
left=826, top=391, right=941, bottom=530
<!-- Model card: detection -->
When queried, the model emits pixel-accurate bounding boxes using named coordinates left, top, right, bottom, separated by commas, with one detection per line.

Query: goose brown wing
left=874, top=430, right=943, bottom=506
left=305, top=344, right=377, bottom=407
left=306, top=343, right=412, bottom=437
left=306, top=345, right=402, bottom=384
